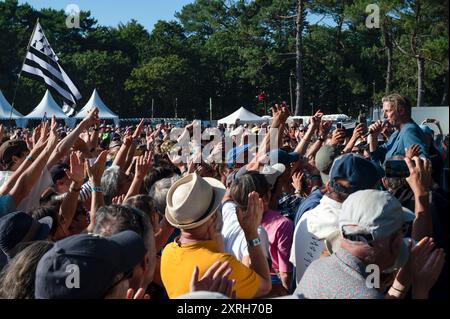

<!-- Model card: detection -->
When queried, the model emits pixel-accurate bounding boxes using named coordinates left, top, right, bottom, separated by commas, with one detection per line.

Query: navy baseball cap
left=35, top=231, right=146, bottom=299
left=267, top=149, right=299, bottom=166
left=329, top=153, right=384, bottom=194
left=0, top=212, right=53, bottom=259
left=226, top=144, right=250, bottom=168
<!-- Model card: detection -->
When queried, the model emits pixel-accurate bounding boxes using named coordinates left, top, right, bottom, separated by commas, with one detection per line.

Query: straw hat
left=165, top=173, right=226, bottom=230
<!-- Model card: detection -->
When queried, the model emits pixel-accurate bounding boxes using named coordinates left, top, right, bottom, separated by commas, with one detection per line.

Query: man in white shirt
left=221, top=199, right=270, bottom=264
left=290, top=153, right=384, bottom=284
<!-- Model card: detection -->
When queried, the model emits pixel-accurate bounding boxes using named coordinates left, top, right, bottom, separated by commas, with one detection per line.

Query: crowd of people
left=0, top=93, right=448, bottom=299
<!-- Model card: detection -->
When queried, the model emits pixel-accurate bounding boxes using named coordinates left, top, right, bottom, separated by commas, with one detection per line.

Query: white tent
left=75, top=89, right=119, bottom=126
left=218, top=107, right=265, bottom=125
left=0, top=90, right=23, bottom=119
left=25, top=90, right=68, bottom=119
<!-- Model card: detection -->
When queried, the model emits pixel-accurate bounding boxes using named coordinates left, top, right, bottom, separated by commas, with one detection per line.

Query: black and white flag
left=62, top=102, right=75, bottom=116
left=21, top=21, right=82, bottom=106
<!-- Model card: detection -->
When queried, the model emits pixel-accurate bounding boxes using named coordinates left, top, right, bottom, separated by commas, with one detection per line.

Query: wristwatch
left=247, top=237, right=261, bottom=247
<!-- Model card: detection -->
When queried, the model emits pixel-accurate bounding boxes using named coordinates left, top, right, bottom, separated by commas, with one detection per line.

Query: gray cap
left=260, top=163, right=285, bottom=187
left=315, top=145, right=340, bottom=184
left=339, top=190, right=415, bottom=241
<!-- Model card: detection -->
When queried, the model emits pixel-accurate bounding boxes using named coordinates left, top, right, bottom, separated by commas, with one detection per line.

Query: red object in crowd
left=258, top=92, right=266, bottom=102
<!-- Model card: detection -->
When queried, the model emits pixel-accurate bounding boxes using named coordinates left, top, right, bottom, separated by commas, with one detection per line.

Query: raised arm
left=54, top=152, right=85, bottom=239
left=342, top=123, right=365, bottom=153
left=8, top=126, right=59, bottom=207
left=258, top=104, right=290, bottom=156
left=236, top=192, right=271, bottom=297
left=85, top=150, right=108, bottom=232
left=124, top=151, right=152, bottom=201
left=0, top=122, right=49, bottom=195
left=47, top=108, right=99, bottom=168
left=405, top=156, right=433, bottom=241
left=294, top=110, right=322, bottom=155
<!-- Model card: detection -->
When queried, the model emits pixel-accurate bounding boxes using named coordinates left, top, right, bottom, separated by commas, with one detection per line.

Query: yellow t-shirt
left=161, top=240, right=260, bottom=299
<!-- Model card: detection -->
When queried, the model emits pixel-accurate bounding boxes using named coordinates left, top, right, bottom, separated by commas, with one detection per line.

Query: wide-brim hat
left=165, top=173, right=226, bottom=230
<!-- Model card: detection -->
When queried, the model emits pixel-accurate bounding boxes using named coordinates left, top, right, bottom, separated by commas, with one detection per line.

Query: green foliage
left=0, top=0, right=448, bottom=119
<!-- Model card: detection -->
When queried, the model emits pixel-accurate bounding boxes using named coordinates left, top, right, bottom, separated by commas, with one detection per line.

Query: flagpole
left=151, top=98, right=154, bottom=118
left=9, top=18, right=40, bottom=120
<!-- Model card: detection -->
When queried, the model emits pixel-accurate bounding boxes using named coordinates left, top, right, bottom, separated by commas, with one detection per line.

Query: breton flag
left=21, top=21, right=82, bottom=107
left=62, top=102, right=75, bottom=116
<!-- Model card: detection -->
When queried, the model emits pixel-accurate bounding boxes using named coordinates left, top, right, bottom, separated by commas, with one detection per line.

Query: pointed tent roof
left=0, top=90, right=23, bottom=119
left=218, top=107, right=264, bottom=124
left=75, top=89, right=118, bottom=119
left=25, top=90, right=68, bottom=119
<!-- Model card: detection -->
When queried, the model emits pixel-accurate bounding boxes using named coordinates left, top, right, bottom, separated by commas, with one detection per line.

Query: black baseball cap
left=0, top=211, right=53, bottom=259
left=35, top=231, right=146, bottom=299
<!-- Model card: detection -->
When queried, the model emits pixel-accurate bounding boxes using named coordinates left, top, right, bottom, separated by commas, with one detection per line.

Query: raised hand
left=85, top=150, right=108, bottom=186
left=46, top=122, right=60, bottom=151
left=112, top=194, right=126, bottom=205
left=410, top=237, right=446, bottom=298
left=132, top=118, right=145, bottom=140
left=236, top=191, right=264, bottom=236
left=291, top=171, right=304, bottom=192
left=368, top=120, right=384, bottom=136
left=271, top=103, right=290, bottom=125
left=405, top=156, right=432, bottom=196
left=189, top=261, right=236, bottom=298
left=135, top=151, right=153, bottom=179
left=310, top=110, right=323, bottom=130
left=65, top=151, right=85, bottom=185
left=82, top=107, right=100, bottom=128
left=50, top=115, right=57, bottom=132
left=330, top=128, right=346, bottom=146
left=123, top=135, right=133, bottom=147
left=405, top=144, right=421, bottom=159
left=351, top=123, right=365, bottom=140
left=24, top=131, right=33, bottom=150
left=319, top=120, right=332, bottom=137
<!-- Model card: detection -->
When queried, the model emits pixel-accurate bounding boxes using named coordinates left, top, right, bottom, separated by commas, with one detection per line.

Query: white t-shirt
left=0, top=168, right=53, bottom=212
left=290, top=195, right=342, bottom=284
left=221, top=201, right=270, bottom=261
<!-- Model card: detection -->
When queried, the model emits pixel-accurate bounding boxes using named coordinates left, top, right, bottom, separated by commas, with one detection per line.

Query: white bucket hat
left=165, top=173, right=226, bottom=230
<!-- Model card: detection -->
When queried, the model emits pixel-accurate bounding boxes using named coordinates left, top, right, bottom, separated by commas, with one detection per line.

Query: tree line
left=0, top=0, right=448, bottom=119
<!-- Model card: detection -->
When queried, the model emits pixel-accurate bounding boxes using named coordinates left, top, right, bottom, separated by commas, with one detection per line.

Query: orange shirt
left=161, top=239, right=260, bottom=299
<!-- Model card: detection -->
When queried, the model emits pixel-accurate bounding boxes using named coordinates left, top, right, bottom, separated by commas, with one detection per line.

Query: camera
left=384, top=159, right=412, bottom=178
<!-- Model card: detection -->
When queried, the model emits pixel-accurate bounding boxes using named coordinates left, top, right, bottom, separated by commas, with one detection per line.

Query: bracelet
left=26, top=155, right=34, bottom=162
left=247, top=237, right=261, bottom=247
left=91, top=187, right=103, bottom=193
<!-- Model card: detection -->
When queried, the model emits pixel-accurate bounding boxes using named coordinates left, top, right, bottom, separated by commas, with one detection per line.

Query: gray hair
left=92, top=204, right=153, bottom=251
left=101, top=165, right=124, bottom=205
left=149, top=175, right=181, bottom=214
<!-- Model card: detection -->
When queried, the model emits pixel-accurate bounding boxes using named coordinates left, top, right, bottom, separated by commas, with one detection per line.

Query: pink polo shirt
left=261, top=209, right=294, bottom=274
